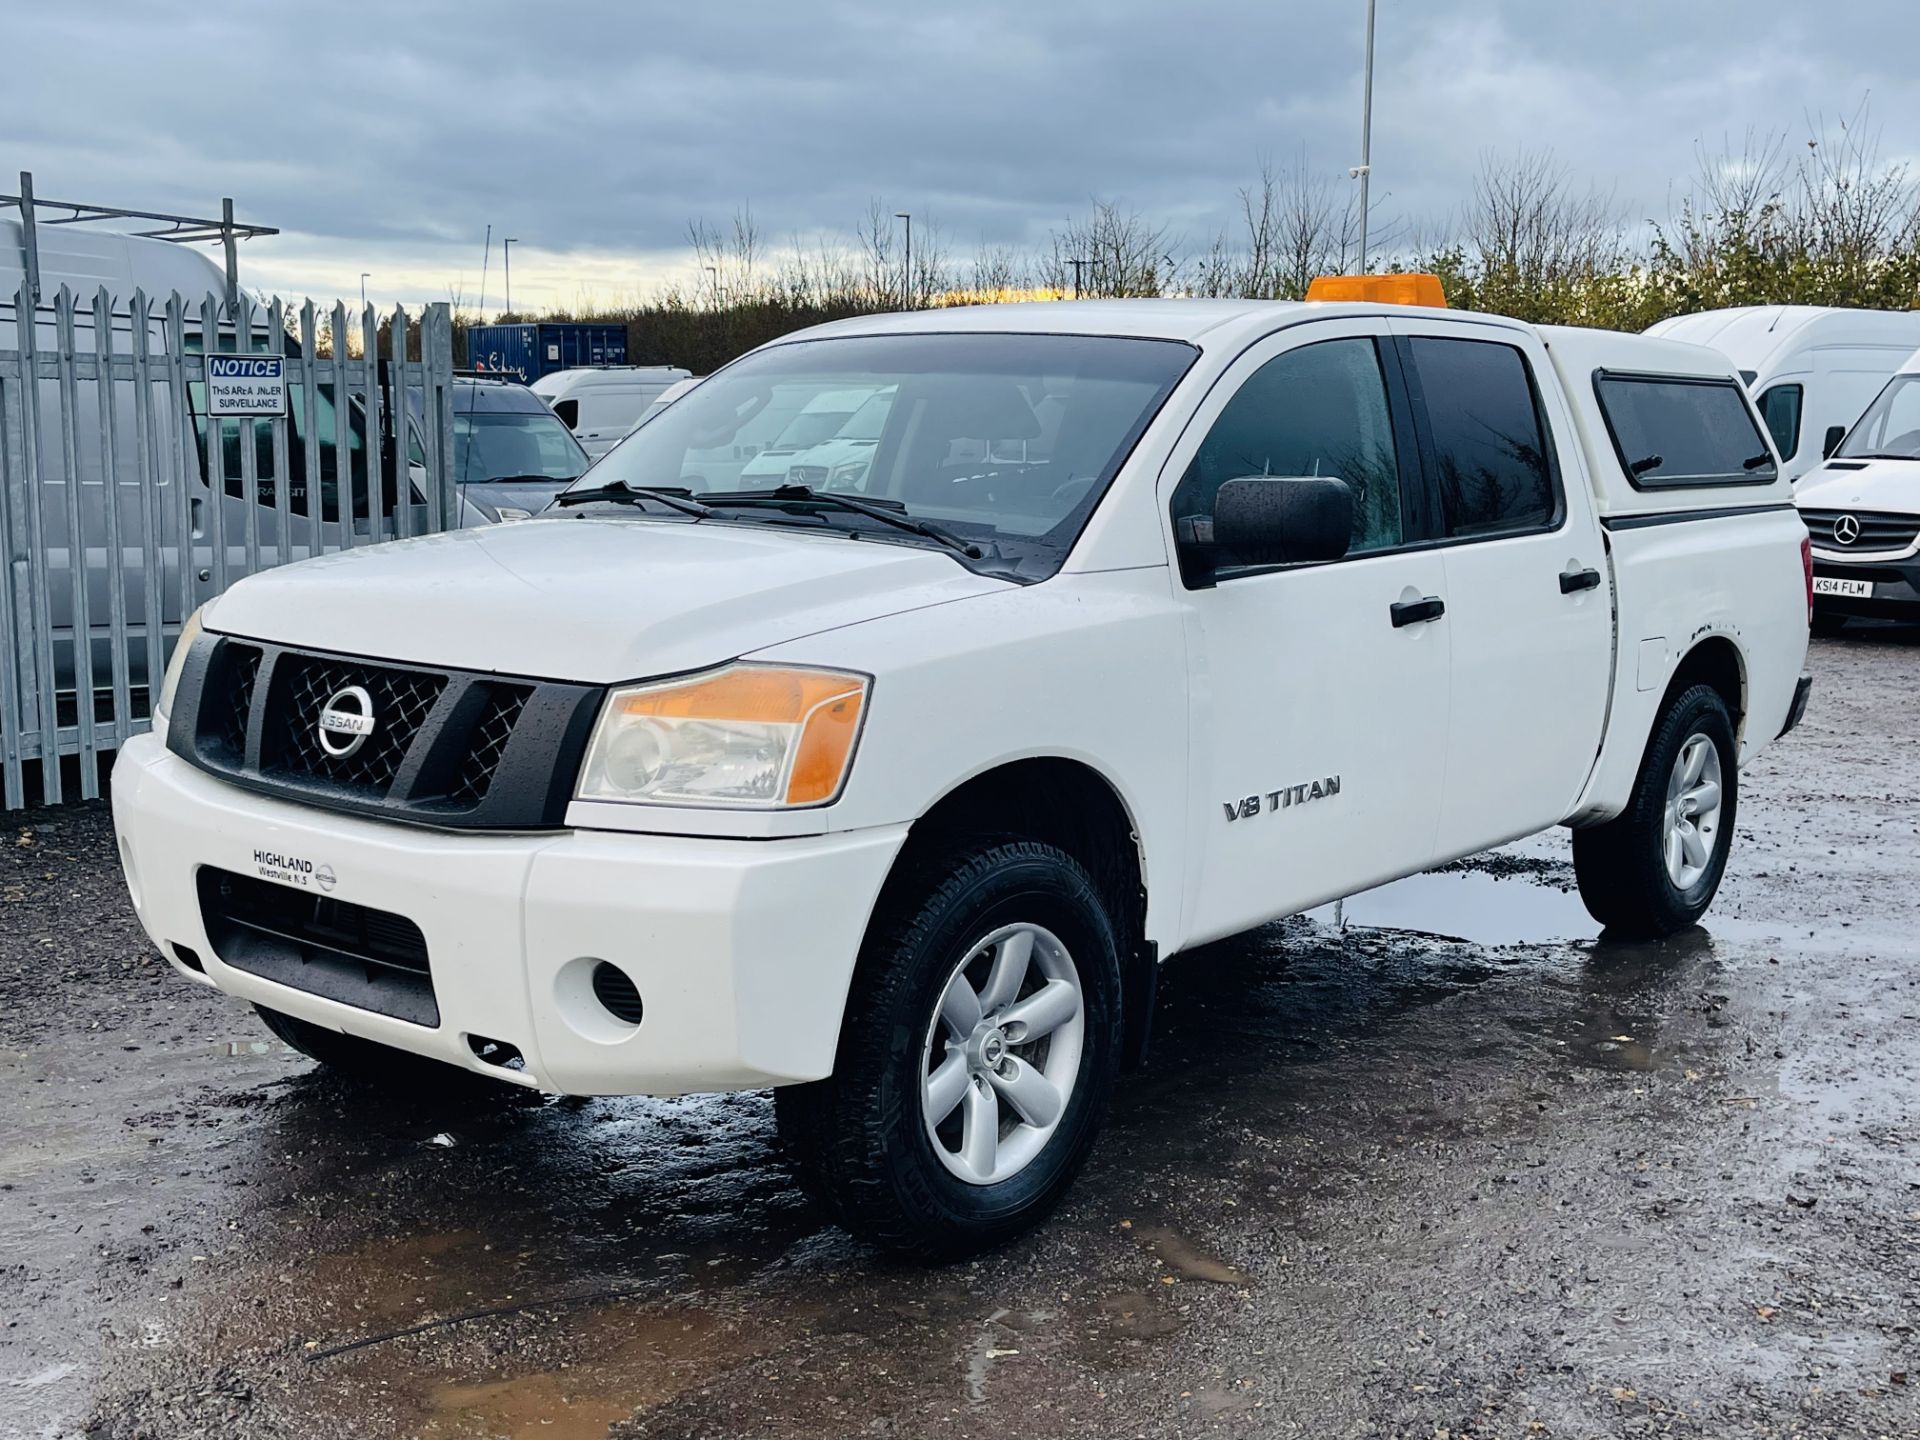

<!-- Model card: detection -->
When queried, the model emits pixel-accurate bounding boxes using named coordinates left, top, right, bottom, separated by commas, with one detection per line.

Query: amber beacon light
left=1305, top=273, right=1449, bottom=307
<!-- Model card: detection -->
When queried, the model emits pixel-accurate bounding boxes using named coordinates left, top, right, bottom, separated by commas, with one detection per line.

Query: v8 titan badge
left=317, top=685, right=377, bottom=758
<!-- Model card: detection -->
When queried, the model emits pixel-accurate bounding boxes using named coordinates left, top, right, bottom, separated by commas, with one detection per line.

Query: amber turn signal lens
left=595, top=665, right=869, bottom=807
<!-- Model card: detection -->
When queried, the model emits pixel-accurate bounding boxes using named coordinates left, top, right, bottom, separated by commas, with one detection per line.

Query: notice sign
left=206, top=355, right=287, bottom=417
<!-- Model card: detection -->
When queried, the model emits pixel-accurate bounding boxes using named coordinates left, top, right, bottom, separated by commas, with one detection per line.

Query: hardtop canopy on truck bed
left=1538, top=326, right=1791, bottom=520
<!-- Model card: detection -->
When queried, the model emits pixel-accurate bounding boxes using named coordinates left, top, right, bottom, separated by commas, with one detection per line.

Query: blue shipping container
left=465, top=323, right=628, bottom=382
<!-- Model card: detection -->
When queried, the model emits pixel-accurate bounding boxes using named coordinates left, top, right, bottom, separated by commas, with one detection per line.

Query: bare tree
left=1048, top=202, right=1176, bottom=297
left=970, top=241, right=1027, bottom=298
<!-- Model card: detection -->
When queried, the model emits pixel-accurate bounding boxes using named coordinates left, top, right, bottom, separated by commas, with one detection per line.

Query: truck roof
left=783, top=298, right=1542, bottom=350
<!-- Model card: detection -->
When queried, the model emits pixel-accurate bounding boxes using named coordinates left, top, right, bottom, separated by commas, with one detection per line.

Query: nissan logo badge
left=317, top=685, right=377, bottom=758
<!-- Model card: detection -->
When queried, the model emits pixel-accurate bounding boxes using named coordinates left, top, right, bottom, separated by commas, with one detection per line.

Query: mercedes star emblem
left=1832, top=514, right=1862, bottom=546
left=317, top=685, right=377, bottom=758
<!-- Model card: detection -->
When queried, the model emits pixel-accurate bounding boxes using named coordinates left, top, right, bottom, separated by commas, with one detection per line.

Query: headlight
left=154, top=606, right=205, bottom=720
left=493, top=506, right=534, bottom=522
left=576, top=664, right=869, bottom=808
left=829, top=459, right=870, bottom=486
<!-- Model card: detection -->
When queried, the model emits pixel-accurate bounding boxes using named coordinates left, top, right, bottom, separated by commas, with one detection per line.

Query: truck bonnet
left=199, top=516, right=1008, bottom=684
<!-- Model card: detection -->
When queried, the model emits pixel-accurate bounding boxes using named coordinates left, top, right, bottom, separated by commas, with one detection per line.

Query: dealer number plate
left=1813, top=576, right=1872, bottom=598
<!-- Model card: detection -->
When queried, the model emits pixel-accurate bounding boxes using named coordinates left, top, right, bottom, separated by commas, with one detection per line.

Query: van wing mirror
left=1181, top=475, right=1353, bottom=583
left=1822, top=425, right=1847, bottom=460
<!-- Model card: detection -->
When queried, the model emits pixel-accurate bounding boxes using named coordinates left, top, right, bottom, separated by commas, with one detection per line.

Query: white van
left=1794, top=345, right=1920, bottom=628
left=0, top=217, right=244, bottom=306
left=1646, top=307, right=1920, bottom=482
left=530, top=366, right=692, bottom=462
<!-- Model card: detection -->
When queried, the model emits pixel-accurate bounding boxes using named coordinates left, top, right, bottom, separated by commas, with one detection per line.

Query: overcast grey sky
left=7, top=0, right=1918, bottom=310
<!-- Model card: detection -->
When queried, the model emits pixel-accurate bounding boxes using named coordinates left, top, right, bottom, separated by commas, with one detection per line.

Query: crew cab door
left=1387, top=319, right=1612, bottom=858
left=1168, top=322, right=1452, bottom=946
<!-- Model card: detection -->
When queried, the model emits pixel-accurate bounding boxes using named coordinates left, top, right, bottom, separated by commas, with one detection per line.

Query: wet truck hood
left=1795, top=459, right=1920, bottom=514
left=202, top=516, right=1009, bottom=683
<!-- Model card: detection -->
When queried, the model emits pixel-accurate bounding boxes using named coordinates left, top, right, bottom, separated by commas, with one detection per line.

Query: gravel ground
left=1, top=631, right=1915, bottom=1439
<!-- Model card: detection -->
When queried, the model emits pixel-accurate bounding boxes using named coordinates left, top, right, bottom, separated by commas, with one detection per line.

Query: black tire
left=1810, top=609, right=1849, bottom=636
left=776, top=840, right=1123, bottom=1260
left=255, top=1004, right=503, bottom=1092
left=1573, top=684, right=1738, bottom=938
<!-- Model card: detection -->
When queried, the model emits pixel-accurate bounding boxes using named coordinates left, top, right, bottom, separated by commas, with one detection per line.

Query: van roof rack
left=2, top=169, right=278, bottom=305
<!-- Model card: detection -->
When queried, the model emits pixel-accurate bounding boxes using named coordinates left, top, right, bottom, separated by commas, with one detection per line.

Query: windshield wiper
left=697, top=484, right=983, bottom=559
left=555, top=480, right=717, bottom=518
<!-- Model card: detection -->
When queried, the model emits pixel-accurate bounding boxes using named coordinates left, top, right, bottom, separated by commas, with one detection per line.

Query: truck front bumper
left=110, top=733, right=906, bottom=1095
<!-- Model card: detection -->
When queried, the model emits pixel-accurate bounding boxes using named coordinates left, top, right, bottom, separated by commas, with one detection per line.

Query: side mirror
left=1823, top=425, right=1846, bottom=459
left=1182, top=475, right=1353, bottom=583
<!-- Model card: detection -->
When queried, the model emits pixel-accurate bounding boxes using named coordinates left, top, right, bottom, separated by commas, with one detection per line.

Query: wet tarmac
left=3, top=631, right=1916, bottom=1438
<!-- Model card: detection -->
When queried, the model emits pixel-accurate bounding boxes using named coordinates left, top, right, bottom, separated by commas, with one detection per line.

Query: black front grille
left=172, top=636, right=603, bottom=830
left=446, top=686, right=530, bottom=808
left=263, top=655, right=446, bottom=793
left=209, top=644, right=261, bottom=762
left=1801, top=509, right=1920, bottom=552
left=197, top=866, right=437, bottom=1026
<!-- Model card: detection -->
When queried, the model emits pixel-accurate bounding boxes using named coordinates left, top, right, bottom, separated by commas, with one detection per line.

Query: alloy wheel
left=918, top=922, right=1085, bottom=1186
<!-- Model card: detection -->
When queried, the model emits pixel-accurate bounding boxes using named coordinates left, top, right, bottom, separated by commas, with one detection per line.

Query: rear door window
left=1594, top=373, right=1777, bottom=488
left=1404, top=336, right=1561, bottom=538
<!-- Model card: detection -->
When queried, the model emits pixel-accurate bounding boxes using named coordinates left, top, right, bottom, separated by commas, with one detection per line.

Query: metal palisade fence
left=0, top=286, right=458, bottom=810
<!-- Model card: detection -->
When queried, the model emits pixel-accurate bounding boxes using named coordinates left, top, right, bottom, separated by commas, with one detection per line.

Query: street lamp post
left=360, top=272, right=370, bottom=307
left=503, top=238, right=519, bottom=316
left=1353, top=0, right=1377, bottom=272
left=895, top=212, right=912, bottom=310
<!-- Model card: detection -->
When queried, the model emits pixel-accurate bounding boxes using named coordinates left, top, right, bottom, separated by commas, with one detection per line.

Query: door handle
left=1559, top=565, right=1603, bottom=594
left=1390, top=595, right=1446, bottom=628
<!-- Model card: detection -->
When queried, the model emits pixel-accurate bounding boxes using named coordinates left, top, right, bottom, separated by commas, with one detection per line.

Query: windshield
left=454, top=411, right=588, bottom=484
left=571, top=332, right=1195, bottom=578
left=1837, top=373, right=1920, bottom=461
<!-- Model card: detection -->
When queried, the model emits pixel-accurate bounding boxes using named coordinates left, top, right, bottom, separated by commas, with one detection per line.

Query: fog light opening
left=465, top=1034, right=527, bottom=1071
left=590, top=961, right=645, bottom=1027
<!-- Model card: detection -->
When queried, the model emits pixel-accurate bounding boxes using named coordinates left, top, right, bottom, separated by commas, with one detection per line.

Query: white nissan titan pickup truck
left=113, top=284, right=1814, bottom=1256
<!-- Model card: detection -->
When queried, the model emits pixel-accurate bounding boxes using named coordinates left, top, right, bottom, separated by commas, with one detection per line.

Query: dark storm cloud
left=6, top=0, right=1919, bottom=296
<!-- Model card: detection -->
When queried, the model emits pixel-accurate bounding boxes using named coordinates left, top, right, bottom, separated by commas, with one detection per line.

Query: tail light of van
left=1801, top=535, right=1814, bottom=624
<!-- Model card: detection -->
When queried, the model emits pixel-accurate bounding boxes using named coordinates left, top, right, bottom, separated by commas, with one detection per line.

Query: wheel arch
left=1665, top=634, right=1747, bottom=745
left=875, top=756, right=1157, bottom=1067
